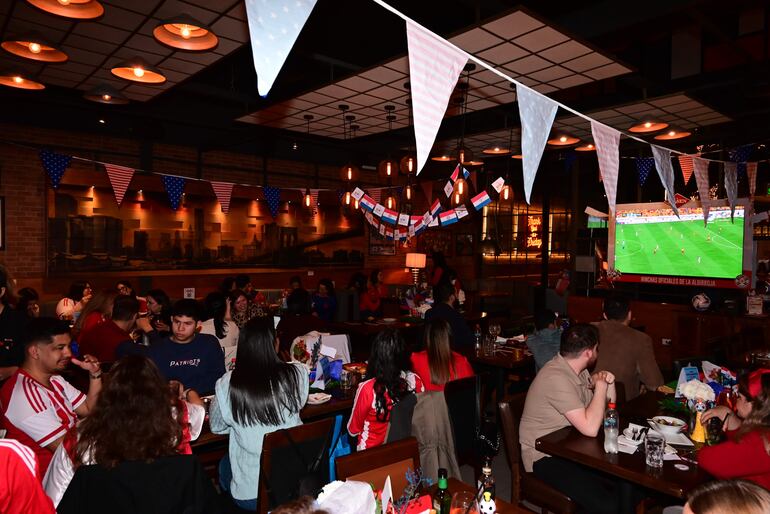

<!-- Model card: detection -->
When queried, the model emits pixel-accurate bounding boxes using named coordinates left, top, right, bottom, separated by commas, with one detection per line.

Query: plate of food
left=307, top=392, right=332, bottom=405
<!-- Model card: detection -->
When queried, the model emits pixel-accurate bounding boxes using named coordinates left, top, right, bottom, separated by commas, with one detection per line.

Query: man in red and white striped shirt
left=0, top=318, right=102, bottom=475
left=0, top=439, right=54, bottom=513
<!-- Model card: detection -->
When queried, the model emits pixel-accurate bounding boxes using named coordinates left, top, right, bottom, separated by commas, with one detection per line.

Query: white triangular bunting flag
left=747, top=162, right=758, bottom=197
left=244, top=0, right=318, bottom=97
left=590, top=121, right=620, bottom=214
left=693, top=157, right=711, bottom=225
left=103, top=163, right=134, bottom=207
left=517, top=85, right=558, bottom=203
left=724, top=162, right=738, bottom=218
left=406, top=20, right=467, bottom=175
left=651, top=146, right=679, bottom=216
left=210, top=181, right=235, bottom=214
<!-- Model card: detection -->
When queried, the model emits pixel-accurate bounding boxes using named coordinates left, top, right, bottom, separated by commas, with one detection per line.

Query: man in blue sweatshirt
left=526, top=309, right=562, bottom=372
left=148, top=299, right=225, bottom=395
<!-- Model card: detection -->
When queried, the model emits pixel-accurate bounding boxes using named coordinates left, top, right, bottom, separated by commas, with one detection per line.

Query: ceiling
left=0, top=0, right=768, bottom=169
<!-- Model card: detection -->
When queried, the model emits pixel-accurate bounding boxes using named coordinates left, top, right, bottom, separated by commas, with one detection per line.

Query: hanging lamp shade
left=111, top=57, right=166, bottom=84
left=1, top=33, right=67, bottom=62
left=629, top=121, right=668, bottom=133
left=25, top=0, right=104, bottom=19
left=482, top=145, right=510, bottom=155
left=0, top=71, right=44, bottom=90
left=431, top=154, right=453, bottom=162
left=547, top=134, right=580, bottom=146
left=654, top=129, right=691, bottom=140
left=377, top=159, right=398, bottom=180
left=455, top=145, right=473, bottom=165
left=153, top=14, right=218, bottom=51
left=575, top=143, right=595, bottom=152
left=83, top=84, right=128, bottom=104
left=511, top=154, right=523, bottom=160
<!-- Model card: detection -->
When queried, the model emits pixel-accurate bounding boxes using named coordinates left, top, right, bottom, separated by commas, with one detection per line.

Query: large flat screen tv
left=609, top=200, right=753, bottom=289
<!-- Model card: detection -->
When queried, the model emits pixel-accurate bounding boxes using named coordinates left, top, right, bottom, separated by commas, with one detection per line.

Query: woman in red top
left=359, top=272, right=383, bottom=320
left=72, top=289, right=117, bottom=338
left=348, top=329, right=424, bottom=450
left=699, top=369, right=770, bottom=489
left=411, top=318, right=474, bottom=392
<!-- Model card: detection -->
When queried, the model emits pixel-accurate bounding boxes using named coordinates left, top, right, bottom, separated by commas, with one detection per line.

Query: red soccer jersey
left=698, top=428, right=770, bottom=489
left=347, top=372, right=424, bottom=451
left=0, top=439, right=55, bottom=514
left=410, top=350, right=474, bottom=392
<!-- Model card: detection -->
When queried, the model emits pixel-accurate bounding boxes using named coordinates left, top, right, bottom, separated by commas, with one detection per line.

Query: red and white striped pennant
left=590, top=121, right=620, bottom=214
left=406, top=20, right=467, bottom=175
left=103, top=163, right=134, bottom=207
left=677, top=155, right=694, bottom=185
left=210, top=181, right=235, bottom=214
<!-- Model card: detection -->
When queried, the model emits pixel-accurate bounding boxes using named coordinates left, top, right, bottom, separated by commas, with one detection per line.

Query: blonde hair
left=425, top=318, right=454, bottom=386
left=687, top=480, right=770, bottom=514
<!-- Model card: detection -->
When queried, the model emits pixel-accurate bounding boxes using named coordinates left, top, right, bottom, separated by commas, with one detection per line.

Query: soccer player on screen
left=681, top=247, right=686, bottom=255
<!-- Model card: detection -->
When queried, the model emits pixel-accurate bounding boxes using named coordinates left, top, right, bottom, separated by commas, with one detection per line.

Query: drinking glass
left=449, top=491, right=479, bottom=514
left=483, top=334, right=495, bottom=357
left=340, top=370, right=352, bottom=391
left=488, top=323, right=501, bottom=339
left=645, top=431, right=665, bottom=468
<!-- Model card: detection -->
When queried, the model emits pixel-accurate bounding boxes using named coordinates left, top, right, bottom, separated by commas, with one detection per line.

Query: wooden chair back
left=443, top=375, right=480, bottom=468
left=498, top=394, right=525, bottom=503
left=335, top=437, right=420, bottom=499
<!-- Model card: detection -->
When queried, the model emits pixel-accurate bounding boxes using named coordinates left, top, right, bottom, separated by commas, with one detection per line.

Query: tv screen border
left=608, top=199, right=754, bottom=289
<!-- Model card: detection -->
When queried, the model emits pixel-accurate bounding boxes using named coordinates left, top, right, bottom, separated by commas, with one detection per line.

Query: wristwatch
left=89, top=370, right=103, bottom=380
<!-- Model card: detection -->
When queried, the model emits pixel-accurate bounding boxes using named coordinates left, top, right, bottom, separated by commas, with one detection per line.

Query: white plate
left=647, top=421, right=694, bottom=446
left=307, top=393, right=332, bottom=405
left=381, top=318, right=397, bottom=323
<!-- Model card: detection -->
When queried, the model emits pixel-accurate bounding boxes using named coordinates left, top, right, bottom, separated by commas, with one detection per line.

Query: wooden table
left=427, top=478, right=531, bottom=514
left=464, top=346, right=534, bottom=409
left=535, top=392, right=710, bottom=501
left=328, top=320, right=423, bottom=361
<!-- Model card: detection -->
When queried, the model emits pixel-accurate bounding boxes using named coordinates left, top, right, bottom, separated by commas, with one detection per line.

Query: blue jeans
left=219, top=455, right=258, bottom=511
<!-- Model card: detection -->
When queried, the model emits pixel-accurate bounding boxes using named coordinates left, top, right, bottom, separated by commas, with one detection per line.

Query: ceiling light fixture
left=547, top=134, right=580, bottom=146
left=111, top=57, right=165, bottom=83
left=482, top=145, right=510, bottom=155
left=1, top=33, right=68, bottom=62
left=654, top=129, right=691, bottom=140
left=575, top=143, right=595, bottom=152
left=153, top=14, right=218, bottom=51
left=25, top=0, right=104, bottom=19
left=431, top=154, right=452, bottom=162
left=511, top=154, right=523, bottom=160
left=629, top=121, right=668, bottom=133
left=0, top=71, right=44, bottom=90
left=83, top=84, right=128, bottom=104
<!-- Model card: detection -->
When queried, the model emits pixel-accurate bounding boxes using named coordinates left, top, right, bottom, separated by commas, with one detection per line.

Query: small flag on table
left=211, top=181, right=235, bottom=214
left=40, top=149, right=71, bottom=190
left=439, top=209, right=458, bottom=226
left=471, top=191, right=491, bottom=210
left=381, top=208, right=398, bottom=225
left=360, top=194, right=375, bottom=211
left=430, top=199, right=442, bottom=217
left=162, top=175, right=186, bottom=211
left=263, top=186, right=282, bottom=218
left=104, top=163, right=134, bottom=207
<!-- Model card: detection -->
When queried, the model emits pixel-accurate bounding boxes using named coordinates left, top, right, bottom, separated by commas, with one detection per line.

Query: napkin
left=316, top=480, right=376, bottom=514
left=617, top=442, right=637, bottom=454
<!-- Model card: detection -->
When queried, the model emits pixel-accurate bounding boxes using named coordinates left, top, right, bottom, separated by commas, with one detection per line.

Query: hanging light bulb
left=386, top=161, right=392, bottom=177
left=386, top=196, right=394, bottom=209
left=180, top=25, right=192, bottom=39
left=345, top=191, right=351, bottom=205
left=133, top=67, right=145, bottom=78
left=58, top=0, right=71, bottom=4
left=459, top=148, right=466, bottom=164
left=455, top=192, right=461, bottom=205
left=304, top=188, right=311, bottom=208
left=503, top=186, right=510, bottom=201
left=346, top=166, right=352, bottom=181
left=12, top=76, right=23, bottom=84
left=354, top=198, right=359, bottom=209
left=405, top=185, right=412, bottom=201
left=28, top=42, right=41, bottom=53
left=458, top=181, right=464, bottom=195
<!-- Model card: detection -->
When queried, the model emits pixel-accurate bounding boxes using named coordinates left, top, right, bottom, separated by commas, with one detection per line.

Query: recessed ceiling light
left=1, top=33, right=68, bottom=62
left=25, top=0, right=104, bottom=19
left=111, top=58, right=166, bottom=83
left=0, top=72, right=44, bottom=90
left=153, top=14, right=218, bottom=51
left=654, top=130, right=691, bottom=140
left=629, top=121, right=669, bottom=133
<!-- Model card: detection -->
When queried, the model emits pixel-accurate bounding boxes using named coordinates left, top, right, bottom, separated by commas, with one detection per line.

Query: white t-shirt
left=199, top=319, right=239, bottom=371
left=42, top=401, right=205, bottom=507
left=55, top=298, right=82, bottom=320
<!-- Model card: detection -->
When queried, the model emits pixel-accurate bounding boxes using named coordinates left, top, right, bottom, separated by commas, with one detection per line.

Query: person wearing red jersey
left=410, top=319, right=474, bottom=392
left=0, top=318, right=102, bottom=475
left=699, top=369, right=770, bottom=489
left=0, top=439, right=55, bottom=513
left=348, top=329, right=424, bottom=450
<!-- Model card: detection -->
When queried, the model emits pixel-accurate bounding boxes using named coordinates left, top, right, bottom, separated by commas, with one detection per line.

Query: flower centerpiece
left=678, top=379, right=716, bottom=443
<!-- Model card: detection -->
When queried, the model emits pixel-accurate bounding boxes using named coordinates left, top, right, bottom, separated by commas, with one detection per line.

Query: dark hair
left=603, top=294, right=630, bottom=321
left=365, top=329, right=411, bottom=422
left=145, top=289, right=171, bottom=311
left=171, top=299, right=201, bottom=321
left=286, top=289, right=311, bottom=316
left=535, top=309, right=557, bottom=331
left=116, top=280, right=133, bottom=294
left=22, top=317, right=71, bottom=349
left=348, top=272, right=367, bottom=293
left=235, top=274, right=250, bottom=289
left=318, top=279, right=335, bottom=297
left=74, top=355, right=182, bottom=468
left=687, top=479, right=770, bottom=514
left=230, top=318, right=304, bottom=426
left=425, top=318, right=453, bottom=386
left=271, top=496, right=329, bottom=514
left=370, top=269, right=381, bottom=286
left=228, top=289, right=248, bottom=311
left=559, top=324, right=599, bottom=358
left=74, top=289, right=118, bottom=333
left=220, top=277, right=236, bottom=293
left=736, top=371, right=770, bottom=443
left=289, top=275, right=302, bottom=288
left=66, top=281, right=90, bottom=303
left=434, top=282, right=455, bottom=304
left=111, top=295, right=139, bottom=322
left=16, top=287, right=39, bottom=314
left=0, top=264, right=13, bottom=305
left=203, top=292, right=228, bottom=339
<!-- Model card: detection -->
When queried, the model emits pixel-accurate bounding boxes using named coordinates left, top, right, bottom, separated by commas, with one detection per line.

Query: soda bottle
left=603, top=402, right=619, bottom=454
left=433, top=468, right=451, bottom=514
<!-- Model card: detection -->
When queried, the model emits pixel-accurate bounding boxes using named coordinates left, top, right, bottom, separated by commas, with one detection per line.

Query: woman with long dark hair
left=73, top=289, right=117, bottom=337
left=210, top=318, right=309, bottom=510
left=227, top=289, right=263, bottom=329
left=410, top=319, right=474, bottom=392
left=200, top=292, right=239, bottom=371
left=55, top=281, right=92, bottom=320
left=146, top=289, right=172, bottom=334
left=347, top=329, right=424, bottom=450
left=43, top=355, right=207, bottom=507
left=699, top=369, right=770, bottom=488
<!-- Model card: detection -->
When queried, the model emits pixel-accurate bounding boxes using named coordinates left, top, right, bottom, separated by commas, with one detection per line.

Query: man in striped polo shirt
left=0, top=318, right=102, bottom=475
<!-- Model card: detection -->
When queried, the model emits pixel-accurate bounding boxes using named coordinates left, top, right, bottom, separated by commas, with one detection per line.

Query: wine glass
left=450, top=490, right=479, bottom=514
left=488, top=322, right=501, bottom=339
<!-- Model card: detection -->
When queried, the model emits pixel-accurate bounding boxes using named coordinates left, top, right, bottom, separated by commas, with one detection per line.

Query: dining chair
left=335, top=437, right=421, bottom=500
left=257, top=417, right=335, bottom=514
left=444, top=375, right=484, bottom=478
left=498, top=395, right=577, bottom=514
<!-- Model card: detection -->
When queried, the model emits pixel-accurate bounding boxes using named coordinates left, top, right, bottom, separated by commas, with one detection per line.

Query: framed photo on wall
left=369, top=227, right=396, bottom=256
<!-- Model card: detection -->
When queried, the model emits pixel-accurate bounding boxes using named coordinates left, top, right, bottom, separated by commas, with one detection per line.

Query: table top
left=535, top=392, right=711, bottom=499
left=428, top=478, right=531, bottom=514
left=464, top=347, right=533, bottom=370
